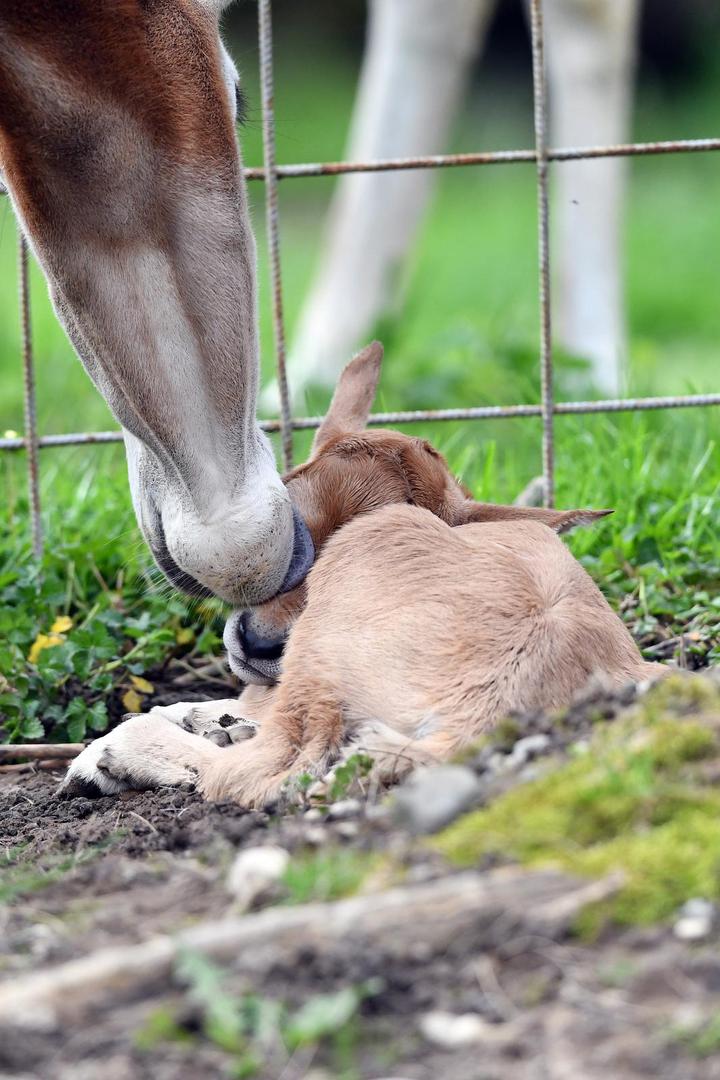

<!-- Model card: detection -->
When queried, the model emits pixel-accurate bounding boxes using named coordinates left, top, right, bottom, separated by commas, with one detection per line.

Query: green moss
left=432, top=686, right=720, bottom=930
left=649, top=673, right=720, bottom=717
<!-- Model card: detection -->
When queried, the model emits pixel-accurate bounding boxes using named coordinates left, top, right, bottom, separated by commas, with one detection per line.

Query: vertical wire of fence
left=3, top=0, right=720, bottom=555
left=17, top=234, right=42, bottom=559
left=529, top=0, right=555, bottom=508
left=258, top=0, right=293, bottom=472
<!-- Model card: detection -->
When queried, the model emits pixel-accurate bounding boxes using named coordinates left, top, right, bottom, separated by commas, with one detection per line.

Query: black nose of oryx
left=236, top=613, right=286, bottom=662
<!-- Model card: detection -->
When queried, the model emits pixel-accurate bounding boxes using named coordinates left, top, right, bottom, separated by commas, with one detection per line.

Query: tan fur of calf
left=200, top=505, right=663, bottom=806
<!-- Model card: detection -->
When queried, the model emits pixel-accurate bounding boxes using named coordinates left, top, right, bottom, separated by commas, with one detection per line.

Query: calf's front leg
left=61, top=674, right=342, bottom=806
left=198, top=676, right=346, bottom=808
left=60, top=714, right=223, bottom=797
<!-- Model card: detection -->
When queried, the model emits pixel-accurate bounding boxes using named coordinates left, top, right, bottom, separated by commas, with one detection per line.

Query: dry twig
left=0, top=744, right=84, bottom=763
left=0, top=867, right=623, bottom=1032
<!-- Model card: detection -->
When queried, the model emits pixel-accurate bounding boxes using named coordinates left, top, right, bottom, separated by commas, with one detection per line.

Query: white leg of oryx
left=544, top=0, right=640, bottom=394
left=266, top=0, right=495, bottom=407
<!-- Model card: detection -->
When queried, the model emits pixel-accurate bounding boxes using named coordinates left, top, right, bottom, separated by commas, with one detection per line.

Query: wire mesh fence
left=2, top=0, right=719, bottom=555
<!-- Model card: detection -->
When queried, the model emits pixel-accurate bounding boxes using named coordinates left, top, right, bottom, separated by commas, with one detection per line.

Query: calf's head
left=225, top=342, right=610, bottom=684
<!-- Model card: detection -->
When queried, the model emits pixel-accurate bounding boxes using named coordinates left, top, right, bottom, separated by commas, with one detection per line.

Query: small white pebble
left=420, top=1011, right=511, bottom=1049
left=327, top=798, right=362, bottom=820
left=674, top=898, right=717, bottom=942
left=334, top=821, right=360, bottom=839
left=303, top=826, right=329, bottom=847
left=226, top=845, right=289, bottom=911
left=487, top=752, right=507, bottom=773
left=674, top=918, right=709, bottom=942
left=508, top=733, right=551, bottom=767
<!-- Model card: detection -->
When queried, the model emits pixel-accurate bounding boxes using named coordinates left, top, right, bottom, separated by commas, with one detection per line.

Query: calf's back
left=282, top=505, right=660, bottom=745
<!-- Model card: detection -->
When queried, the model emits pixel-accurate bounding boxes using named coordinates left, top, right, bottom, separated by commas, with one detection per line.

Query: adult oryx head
left=0, top=0, right=312, bottom=606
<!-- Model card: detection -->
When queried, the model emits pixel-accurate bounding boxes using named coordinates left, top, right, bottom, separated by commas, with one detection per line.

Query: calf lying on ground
left=63, top=343, right=663, bottom=805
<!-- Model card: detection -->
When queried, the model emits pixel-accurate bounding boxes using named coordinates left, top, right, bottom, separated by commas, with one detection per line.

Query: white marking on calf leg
left=149, top=699, right=258, bottom=746
left=61, top=715, right=222, bottom=796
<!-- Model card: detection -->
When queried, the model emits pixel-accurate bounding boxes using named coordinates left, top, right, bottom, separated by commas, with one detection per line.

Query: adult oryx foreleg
left=544, top=0, right=640, bottom=394
left=273, top=0, right=495, bottom=406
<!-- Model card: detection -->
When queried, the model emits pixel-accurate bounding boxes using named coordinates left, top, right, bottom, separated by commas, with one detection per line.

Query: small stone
left=419, top=1011, right=515, bottom=1049
left=303, top=808, right=324, bottom=822
left=507, top=733, right=551, bottom=767
left=334, top=821, right=359, bottom=840
left=393, top=765, right=481, bottom=835
left=302, top=826, right=329, bottom=847
left=327, top=798, right=362, bottom=820
left=226, top=845, right=289, bottom=910
left=674, top=898, right=717, bottom=941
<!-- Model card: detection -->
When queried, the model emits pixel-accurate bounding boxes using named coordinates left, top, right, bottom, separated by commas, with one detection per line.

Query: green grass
left=0, top=833, right=120, bottom=903
left=134, top=948, right=374, bottom=1078
left=282, top=848, right=377, bottom=905
left=2, top=406, right=716, bottom=742
left=672, top=1014, right=720, bottom=1059
left=0, top=453, right=227, bottom=742
left=0, top=50, right=719, bottom=742
left=431, top=675, right=720, bottom=933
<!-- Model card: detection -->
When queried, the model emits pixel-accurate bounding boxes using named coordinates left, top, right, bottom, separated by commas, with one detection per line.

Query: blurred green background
left=1, top=0, right=719, bottom=529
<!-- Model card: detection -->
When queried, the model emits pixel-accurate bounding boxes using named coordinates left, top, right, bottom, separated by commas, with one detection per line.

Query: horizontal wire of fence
left=4, top=137, right=718, bottom=196
left=2, top=391, right=719, bottom=453
left=242, top=136, right=720, bottom=181
left=1, top=0, right=718, bottom=556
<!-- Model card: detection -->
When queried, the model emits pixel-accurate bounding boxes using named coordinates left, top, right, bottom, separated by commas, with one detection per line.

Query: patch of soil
left=2, top=681, right=720, bottom=1079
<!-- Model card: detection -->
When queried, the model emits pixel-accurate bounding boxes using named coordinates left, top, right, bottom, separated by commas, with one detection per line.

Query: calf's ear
left=311, top=341, right=384, bottom=455
left=459, top=502, right=613, bottom=534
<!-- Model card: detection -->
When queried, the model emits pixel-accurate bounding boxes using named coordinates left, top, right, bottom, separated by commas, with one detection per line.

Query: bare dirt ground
left=2, top=681, right=720, bottom=1080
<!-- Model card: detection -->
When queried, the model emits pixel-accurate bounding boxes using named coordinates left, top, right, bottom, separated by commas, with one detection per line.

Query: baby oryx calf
left=64, top=344, right=663, bottom=806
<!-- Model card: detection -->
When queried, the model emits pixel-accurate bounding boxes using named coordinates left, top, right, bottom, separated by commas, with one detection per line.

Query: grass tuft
left=282, top=848, right=377, bottom=905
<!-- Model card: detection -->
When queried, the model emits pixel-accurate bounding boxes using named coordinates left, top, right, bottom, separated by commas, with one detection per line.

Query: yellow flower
left=28, top=633, right=64, bottom=664
left=28, top=615, right=73, bottom=664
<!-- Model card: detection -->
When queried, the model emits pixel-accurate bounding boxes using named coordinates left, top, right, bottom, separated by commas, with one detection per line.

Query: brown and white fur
left=0, top=0, right=310, bottom=607
left=63, top=342, right=663, bottom=805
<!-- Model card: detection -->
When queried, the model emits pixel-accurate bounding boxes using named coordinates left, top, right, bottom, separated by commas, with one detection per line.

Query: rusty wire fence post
left=530, top=0, right=554, bottom=508
left=18, top=232, right=43, bottom=559
left=258, top=0, right=293, bottom=471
